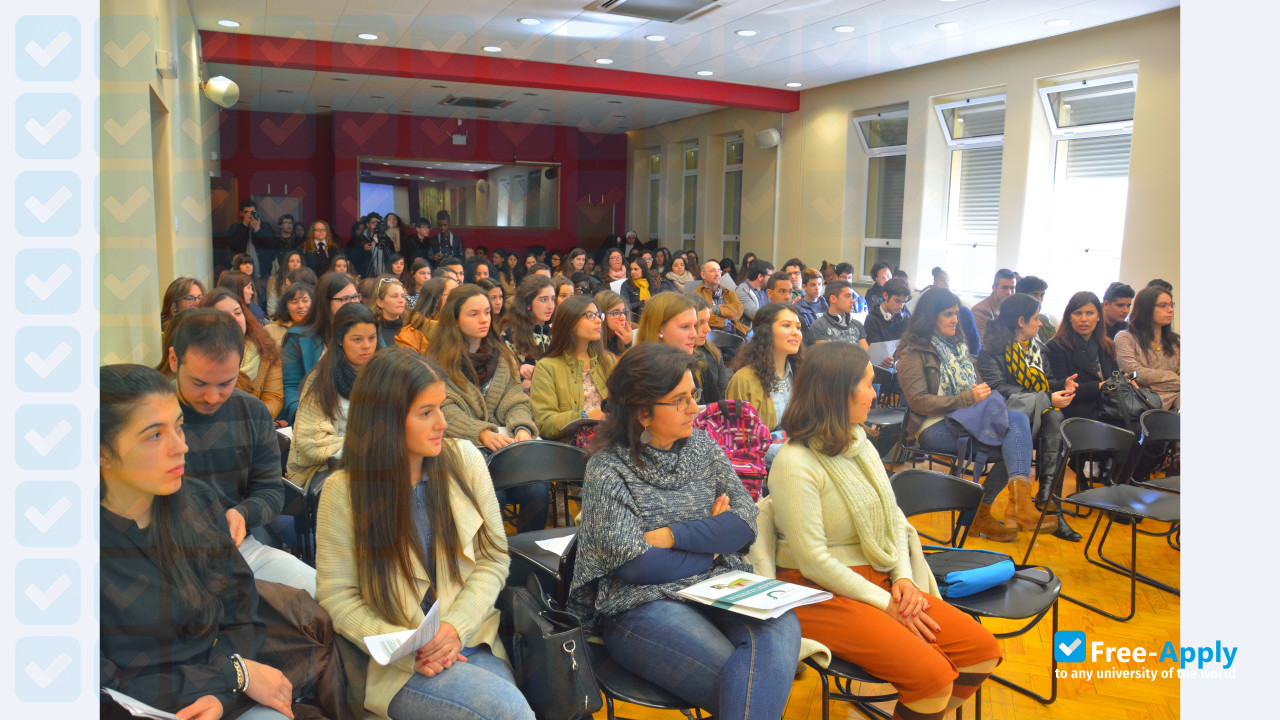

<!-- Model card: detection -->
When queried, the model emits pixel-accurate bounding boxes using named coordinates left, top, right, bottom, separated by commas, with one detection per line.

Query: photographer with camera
left=362, top=211, right=396, bottom=277
left=225, top=200, right=279, bottom=279
left=429, top=210, right=463, bottom=261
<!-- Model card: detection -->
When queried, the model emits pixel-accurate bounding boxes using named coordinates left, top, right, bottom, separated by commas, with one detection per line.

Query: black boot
left=1053, top=513, right=1081, bottom=541
left=1035, top=439, right=1064, bottom=511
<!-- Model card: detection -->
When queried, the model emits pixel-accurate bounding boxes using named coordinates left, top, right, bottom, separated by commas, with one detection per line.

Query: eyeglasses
left=377, top=277, right=399, bottom=286
left=179, top=294, right=202, bottom=304
left=605, top=310, right=628, bottom=319
left=653, top=387, right=702, bottom=412
left=581, top=311, right=605, bottom=321
left=332, top=293, right=362, bottom=304
left=1155, top=302, right=1175, bottom=310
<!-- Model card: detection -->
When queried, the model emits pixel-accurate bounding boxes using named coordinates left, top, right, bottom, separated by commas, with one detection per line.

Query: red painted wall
left=219, top=109, right=627, bottom=253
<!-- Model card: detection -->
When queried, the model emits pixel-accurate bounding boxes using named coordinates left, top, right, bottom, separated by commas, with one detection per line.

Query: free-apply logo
left=1053, top=630, right=1240, bottom=682
left=1054, top=631, right=1087, bottom=662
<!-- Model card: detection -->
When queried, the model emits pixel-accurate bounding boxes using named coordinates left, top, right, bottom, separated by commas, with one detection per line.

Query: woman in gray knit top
left=569, top=342, right=801, bottom=720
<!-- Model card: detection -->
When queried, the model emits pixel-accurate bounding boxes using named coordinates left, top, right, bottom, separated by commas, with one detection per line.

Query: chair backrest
left=1058, top=417, right=1138, bottom=487
left=486, top=440, right=587, bottom=492
left=693, top=400, right=771, bottom=499
left=707, top=329, right=744, bottom=351
left=890, top=468, right=983, bottom=547
left=1139, top=409, right=1179, bottom=444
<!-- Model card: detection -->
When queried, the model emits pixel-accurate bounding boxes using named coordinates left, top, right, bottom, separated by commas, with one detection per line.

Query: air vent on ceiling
left=441, top=95, right=513, bottom=110
left=586, top=0, right=725, bottom=24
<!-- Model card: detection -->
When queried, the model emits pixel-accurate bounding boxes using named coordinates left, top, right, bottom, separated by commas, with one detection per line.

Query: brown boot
left=971, top=504, right=1018, bottom=542
left=1006, top=478, right=1058, bottom=531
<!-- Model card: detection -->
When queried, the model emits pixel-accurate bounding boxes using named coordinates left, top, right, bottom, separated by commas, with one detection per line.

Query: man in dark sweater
left=1102, top=281, right=1134, bottom=339
left=807, top=280, right=869, bottom=347
left=167, top=309, right=315, bottom=595
left=865, top=278, right=912, bottom=344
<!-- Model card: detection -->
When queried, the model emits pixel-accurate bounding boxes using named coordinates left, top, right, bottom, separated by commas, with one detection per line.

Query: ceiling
left=195, top=0, right=1178, bottom=132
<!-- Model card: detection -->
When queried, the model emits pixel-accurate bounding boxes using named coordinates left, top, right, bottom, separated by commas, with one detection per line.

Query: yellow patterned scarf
left=1003, top=340, right=1049, bottom=393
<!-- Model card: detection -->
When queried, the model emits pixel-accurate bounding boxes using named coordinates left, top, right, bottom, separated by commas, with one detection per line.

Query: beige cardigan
left=286, top=372, right=345, bottom=490
left=442, top=353, right=536, bottom=446
left=760, top=439, right=938, bottom=612
left=315, top=441, right=510, bottom=720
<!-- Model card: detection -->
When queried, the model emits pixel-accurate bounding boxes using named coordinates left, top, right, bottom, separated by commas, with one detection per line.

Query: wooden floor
left=583, top=463, right=1181, bottom=720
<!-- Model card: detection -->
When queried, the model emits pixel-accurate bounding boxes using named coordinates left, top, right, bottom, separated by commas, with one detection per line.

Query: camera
left=250, top=209, right=260, bottom=221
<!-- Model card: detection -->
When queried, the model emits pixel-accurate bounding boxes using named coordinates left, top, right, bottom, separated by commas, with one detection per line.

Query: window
left=722, top=136, right=743, bottom=263
left=681, top=143, right=698, bottom=251
left=647, top=150, right=661, bottom=240
left=936, top=94, right=1006, bottom=293
left=1039, top=74, right=1137, bottom=301
left=854, top=109, right=908, bottom=279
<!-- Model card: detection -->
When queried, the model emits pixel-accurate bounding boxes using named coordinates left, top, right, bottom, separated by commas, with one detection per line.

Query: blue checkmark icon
left=1054, top=630, right=1087, bottom=663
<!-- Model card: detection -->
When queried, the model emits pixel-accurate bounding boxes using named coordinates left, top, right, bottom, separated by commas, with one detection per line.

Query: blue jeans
left=601, top=599, right=801, bottom=719
left=237, top=706, right=291, bottom=720
left=387, top=646, right=534, bottom=720
left=918, top=409, right=1033, bottom=505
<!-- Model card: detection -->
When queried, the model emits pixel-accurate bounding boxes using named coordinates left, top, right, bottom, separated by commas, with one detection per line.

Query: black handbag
left=498, top=574, right=603, bottom=720
left=1098, top=371, right=1162, bottom=431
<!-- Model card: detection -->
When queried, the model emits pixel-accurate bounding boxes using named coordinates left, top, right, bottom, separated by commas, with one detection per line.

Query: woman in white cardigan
left=315, top=348, right=533, bottom=720
left=766, top=342, right=1002, bottom=720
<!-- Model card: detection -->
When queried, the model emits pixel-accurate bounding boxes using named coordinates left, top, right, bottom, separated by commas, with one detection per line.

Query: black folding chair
left=488, top=441, right=589, bottom=598
left=1136, top=410, right=1180, bottom=494
left=803, top=657, right=900, bottom=720
left=706, top=329, right=744, bottom=353
left=1021, top=418, right=1179, bottom=622
left=892, top=469, right=1061, bottom=708
left=591, top=642, right=712, bottom=720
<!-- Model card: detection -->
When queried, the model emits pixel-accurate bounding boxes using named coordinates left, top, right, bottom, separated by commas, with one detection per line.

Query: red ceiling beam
left=199, top=31, right=800, bottom=114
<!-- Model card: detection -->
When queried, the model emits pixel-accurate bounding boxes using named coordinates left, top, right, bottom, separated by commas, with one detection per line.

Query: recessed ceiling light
left=936, top=22, right=960, bottom=31
left=518, top=17, right=541, bottom=25
left=357, top=33, right=378, bottom=40
left=483, top=46, right=502, bottom=52
left=696, top=70, right=713, bottom=76
left=218, top=19, right=240, bottom=28
left=735, top=29, right=757, bottom=37
left=1045, top=18, right=1071, bottom=27
left=786, top=82, right=802, bottom=88
left=595, top=58, right=614, bottom=64
left=645, top=34, right=666, bottom=42
left=833, top=25, right=855, bottom=33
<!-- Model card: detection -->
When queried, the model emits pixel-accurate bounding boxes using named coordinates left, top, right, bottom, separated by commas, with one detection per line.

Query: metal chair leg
left=1093, top=516, right=1180, bottom=596
left=1060, top=515, right=1137, bottom=622
left=986, top=600, right=1059, bottom=704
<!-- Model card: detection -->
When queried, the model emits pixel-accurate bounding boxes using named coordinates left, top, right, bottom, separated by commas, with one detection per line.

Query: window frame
left=854, top=109, right=909, bottom=280
left=935, top=94, right=1007, bottom=150
left=937, top=94, right=1007, bottom=294
left=647, top=149, right=661, bottom=241
left=681, top=142, right=699, bottom=251
left=1038, top=73, right=1138, bottom=140
left=721, top=135, right=743, bottom=263
left=853, top=108, right=909, bottom=157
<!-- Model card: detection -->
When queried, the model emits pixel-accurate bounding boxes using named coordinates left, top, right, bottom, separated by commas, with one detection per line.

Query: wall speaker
left=202, top=76, right=240, bottom=108
left=755, top=128, right=780, bottom=149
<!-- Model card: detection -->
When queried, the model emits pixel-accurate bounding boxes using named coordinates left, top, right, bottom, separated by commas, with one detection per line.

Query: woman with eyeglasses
left=501, top=275, right=555, bottom=391
left=1114, top=287, right=1180, bottom=411
left=530, top=295, right=616, bottom=441
left=372, top=276, right=430, bottom=354
left=546, top=250, right=565, bottom=278
left=288, top=303, right=379, bottom=492
left=726, top=303, right=804, bottom=432
left=600, top=248, right=627, bottom=283
left=595, top=290, right=635, bottom=356
left=568, top=342, right=801, bottom=720
left=161, top=277, right=206, bottom=328
left=281, top=272, right=361, bottom=424
left=199, top=288, right=286, bottom=421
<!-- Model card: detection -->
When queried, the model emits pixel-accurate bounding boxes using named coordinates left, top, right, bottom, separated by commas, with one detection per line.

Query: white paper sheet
left=276, top=426, right=294, bottom=441
left=101, top=688, right=182, bottom=720
left=533, top=534, right=575, bottom=555
left=867, top=340, right=898, bottom=367
left=364, top=599, right=441, bottom=666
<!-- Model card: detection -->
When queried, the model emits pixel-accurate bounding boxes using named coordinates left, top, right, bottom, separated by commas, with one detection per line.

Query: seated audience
left=794, top=269, right=828, bottom=330
left=436, top=257, right=465, bottom=283
left=529, top=262, right=552, bottom=279
left=970, top=268, right=1017, bottom=342
left=736, top=252, right=758, bottom=284
left=636, top=292, right=707, bottom=393
left=502, top=275, right=556, bottom=390
left=547, top=250, right=565, bottom=277
left=865, top=261, right=894, bottom=311
left=552, top=275, right=575, bottom=306
left=1115, top=286, right=1180, bottom=410
left=417, top=276, right=459, bottom=323
left=464, top=256, right=493, bottom=285
left=325, top=252, right=358, bottom=282
left=265, top=282, right=313, bottom=352
left=596, top=290, right=635, bottom=356
left=896, top=289, right=1030, bottom=543
left=1147, top=278, right=1174, bottom=293
left=288, top=303, right=378, bottom=492
left=565, top=248, right=588, bottom=277
left=620, top=256, right=660, bottom=313
left=600, top=248, right=628, bottom=283
left=568, top=342, right=801, bottom=720
left=767, top=342, right=1002, bottom=720
left=976, top=293, right=1078, bottom=539
left=726, top=303, right=804, bottom=431
left=688, top=294, right=729, bottom=407
left=202, top=289, right=284, bottom=420
left=688, top=260, right=748, bottom=335
left=497, top=251, right=520, bottom=297
left=807, top=280, right=868, bottom=348
left=282, top=272, right=360, bottom=423
left=372, top=277, right=430, bottom=354
left=401, top=258, right=432, bottom=309
left=315, top=348, right=533, bottom=720
left=218, top=270, right=269, bottom=326
left=864, top=278, right=912, bottom=344
left=161, top=277, right=206, bottom=328
left=1046, top=291, right=1121, bottom=423
left=389, top=253, right=406, bottom=279
left=765, top=272, right=794, bottom=307
left=530, top=295, right=615, bottom=441
left=664, top=254, right=696, bottom=292
left=100, top=364, right=296, bottom=720
left=571, top=271, right=602, bottom=297
left=1101, top=281, right=1134, bottom=339
left=717, top=258, right=739, bottom=293
left=1015, top=276, right=1056, bottom=342
left=651, top=247, right=671, bottom=276
left=781, top=259, right=806, bottom=303
left=477, top=277, right=506, bottom=320
left=164, top=309, right=316, bottom=593
left=735, top=259, right=774, bottom=321
left=266, top=250, right=304, bottom=316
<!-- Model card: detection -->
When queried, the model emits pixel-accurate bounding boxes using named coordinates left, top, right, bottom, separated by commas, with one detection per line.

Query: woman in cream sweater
left=315, top=348, right=533, bottom=720
left=767, top=342, right=1002, bottom=720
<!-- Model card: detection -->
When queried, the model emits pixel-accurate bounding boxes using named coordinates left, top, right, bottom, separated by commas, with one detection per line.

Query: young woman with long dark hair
left=1045, top=291, right=1121, bottom=422
left=501, top=275, right=555, bottom=390
left=265, top=283, right=314, bottom=353
left=401, top=258, right=432, bottom=310
left=726, top=303, right=804, bottom=431
left=1114, top=286, right=1180, bottom=410
left=267, top=250, right=304, bottom=316
left=595, top=290, right=634, bottom=357
left=530, top=294, right=615, bottom=441
left=281, top=272, right=360, bottom=423
left=476, top=278, right=505, bottom=321
left=315, top=349, right=532, bottom=720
